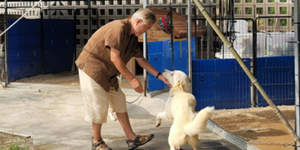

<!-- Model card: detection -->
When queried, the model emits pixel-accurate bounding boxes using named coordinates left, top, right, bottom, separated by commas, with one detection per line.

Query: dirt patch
left=211, top=106, right=296, bottom=150
left=0, top=132, right=34, bottom=150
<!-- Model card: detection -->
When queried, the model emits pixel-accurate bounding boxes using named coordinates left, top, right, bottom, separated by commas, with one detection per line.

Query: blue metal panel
left=8, top=60, right=42, bottom=81
left=193, top=59, right=251, bottom=110
left=162, top=40, right=172, bottom=71
left=148, top=54, right=164, bottom=91
left=43, top=19, right=75, bottom=74
left=174, top=41, right=188, bottom=74
left=8, top=19, right=42, bottom=81
left=147, top=41, right=163, bottom=54
left=257, top=56, right=295, bottom=107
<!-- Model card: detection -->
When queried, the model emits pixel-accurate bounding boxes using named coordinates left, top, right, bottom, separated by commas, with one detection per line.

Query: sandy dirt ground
left=14, top=72, right=297, bottom=150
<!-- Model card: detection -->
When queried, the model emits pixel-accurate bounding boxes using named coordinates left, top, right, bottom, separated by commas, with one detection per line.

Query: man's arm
left=135, top=57, right=171, bottom=87
left=110, top=47, right=144, bottom=93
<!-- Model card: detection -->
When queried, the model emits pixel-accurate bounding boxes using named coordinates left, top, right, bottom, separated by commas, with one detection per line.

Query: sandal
left=125, top=134, right=155, bottom=150
left=92, top=137, right=112, bottom=150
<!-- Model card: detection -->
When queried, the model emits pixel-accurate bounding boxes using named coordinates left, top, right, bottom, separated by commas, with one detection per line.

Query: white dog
left=156, top=69, right=214, bottom=150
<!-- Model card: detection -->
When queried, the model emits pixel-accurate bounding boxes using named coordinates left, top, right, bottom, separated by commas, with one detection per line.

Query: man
left=76, top=8, right=171, bottom=150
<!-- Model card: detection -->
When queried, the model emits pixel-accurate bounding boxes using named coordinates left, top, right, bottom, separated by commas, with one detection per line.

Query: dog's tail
left=184, top=106, right=214, bottom=136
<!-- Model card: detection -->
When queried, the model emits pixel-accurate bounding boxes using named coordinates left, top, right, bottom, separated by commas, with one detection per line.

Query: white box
left=266, top=32, right=294, bottom=56
left=216, top=33, right=266, bottom=58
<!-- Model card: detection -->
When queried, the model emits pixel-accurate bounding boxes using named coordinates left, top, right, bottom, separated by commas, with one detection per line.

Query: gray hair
left=131, top=8, right=157, bottom=24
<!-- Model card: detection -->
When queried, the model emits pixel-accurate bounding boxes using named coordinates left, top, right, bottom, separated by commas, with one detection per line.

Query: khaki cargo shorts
left=78, top=68, right=126, bottom=124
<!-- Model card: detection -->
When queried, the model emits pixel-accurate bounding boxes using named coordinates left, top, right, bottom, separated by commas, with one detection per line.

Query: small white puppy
left=156, top=69, right=214, bottom=150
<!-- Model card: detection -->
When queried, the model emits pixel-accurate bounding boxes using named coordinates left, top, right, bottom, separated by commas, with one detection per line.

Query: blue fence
left=8, top=19, right=74, bottom=81
left=8, top=19, right=42, bottom=81
left=147, top=38, right=195, bottom=91
left=148, top=39, right=295, bottom=110
left=257, top=56, right=295, bottom=107
left=193, top=59, right=251, bottom=110
left=43, top=19, right=75, bottom=74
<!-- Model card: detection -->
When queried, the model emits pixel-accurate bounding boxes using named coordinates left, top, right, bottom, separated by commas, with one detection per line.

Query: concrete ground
left=0, top=83, right=241, bottom=150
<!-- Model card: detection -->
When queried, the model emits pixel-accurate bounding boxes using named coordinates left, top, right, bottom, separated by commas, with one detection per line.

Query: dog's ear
left=188, top=77, right=192, bottom=83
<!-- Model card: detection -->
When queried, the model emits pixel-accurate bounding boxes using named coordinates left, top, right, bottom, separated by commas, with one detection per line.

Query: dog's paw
left=155, top=123, right=161, bottom=127
left=155, top=120, right=161, bottom=127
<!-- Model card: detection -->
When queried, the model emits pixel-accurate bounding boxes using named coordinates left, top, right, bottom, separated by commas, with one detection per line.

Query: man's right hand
left=130, top=78, right=144, bottom=93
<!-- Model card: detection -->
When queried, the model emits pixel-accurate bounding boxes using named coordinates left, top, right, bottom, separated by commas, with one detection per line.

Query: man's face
left=133, top=19, right=153, bottom=37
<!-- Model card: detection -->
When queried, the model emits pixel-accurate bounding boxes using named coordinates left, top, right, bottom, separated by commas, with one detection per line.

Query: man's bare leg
left=92, top=123, right=103, bottom=144
left=116, top=112, right=136, bottom=140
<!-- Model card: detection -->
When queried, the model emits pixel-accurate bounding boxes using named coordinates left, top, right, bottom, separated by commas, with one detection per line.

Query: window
left=76, top=39, right=80, bottom=45
left=280, top=19, right=287, bottom=26
left=280, top=7, right=287, bottom=14
left=92, top=9, right=97, bottom=15
left=76, top=29, right=81, bottom=35
left=245, top=7, right=252, bottom=14
left=234, top=7, right=241, bottom=14
left=117, top=9, right=122, bottom=15
left=83, top=29, right=88, bottom=35
left=68, top=10, right=72, bottom=15
left=268, top=19, right=275, bottom=26
left=256, top=8, right=263, bottom=14
left=108, top=9, right=114, bottom=15
left=257, top=0, right=263, bottom=2
left=83, top=19, right=88, bottom=25
left=100, top=9, right=105, bottom=15
left=84, top=39, right=88, bottom=45
left=76, top=10, right=80, bottom=15
left=76, top=19, right=80, bottom=25
left=126, top=9, right=131, bottom=15
left=245, top=0, right=252, bottom=3
left=92, top=19, right=97, bottom=25
left=100, top=19, right=105, bottom=25
left=268, top=7, right=275, bottom=14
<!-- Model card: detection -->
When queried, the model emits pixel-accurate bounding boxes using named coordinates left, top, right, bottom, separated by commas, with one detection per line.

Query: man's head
left=131, top=8, right=157, bottom=37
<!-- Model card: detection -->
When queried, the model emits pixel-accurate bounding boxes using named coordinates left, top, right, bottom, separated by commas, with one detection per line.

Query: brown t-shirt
left=75, top=19, right=143, bottom=92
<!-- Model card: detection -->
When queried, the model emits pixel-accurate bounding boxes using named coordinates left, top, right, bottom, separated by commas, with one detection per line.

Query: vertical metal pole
left=187, top=0, right=192, bottom=80
left=40, top=10, right=44, bottom=74
left=294, top=0, right=300, bottom=149
left=193, top=6, right=197, bottom=59
left=74, top=9, right=77, bottom=71
left=252, top=18, right=257, bottom=107
left=207, top=1, right=212, bottom=59
left=88, top=0, right=91, bottom=37
left=143, top=0, right=147, bottom=95
left=170, top=5, right=174, bottom=71
left=4, top=0, right=8, bottom=86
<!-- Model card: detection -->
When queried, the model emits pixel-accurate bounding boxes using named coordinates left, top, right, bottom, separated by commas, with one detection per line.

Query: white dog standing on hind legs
left=156, top=69, right=214, bottom=150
